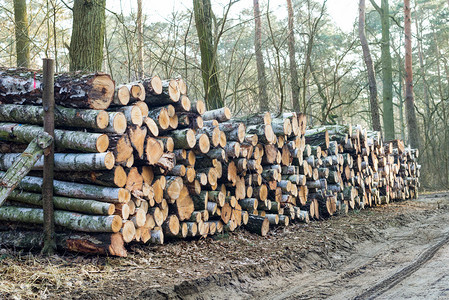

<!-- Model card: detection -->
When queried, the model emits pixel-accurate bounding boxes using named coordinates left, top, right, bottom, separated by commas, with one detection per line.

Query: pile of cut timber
left=0, top=68, right=420, bottom=257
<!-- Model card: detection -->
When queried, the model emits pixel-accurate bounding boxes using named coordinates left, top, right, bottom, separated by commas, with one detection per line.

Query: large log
left=245, top=214, right=269, bottom=236
left=0, top=152, right=115, bottom=171
left=0, top=123, right=109, bottom=153
left=49, top=166, right=127, bottom=188
left=0, top=231, right=127, bottom=257
left=0, top=69, right=115, bottom=110
left=168, top=129, right=196, bottom=149
left=202, top=107, right=231, bottom=122
left=0, top=206, right=122, bottom=232
left=7, top=190, right=115, bottom=215
left=0, top=171, right=131, bottom=203
left=0, top=104, right=111, bottom=131
left=141, top=76, right=163, bottom=96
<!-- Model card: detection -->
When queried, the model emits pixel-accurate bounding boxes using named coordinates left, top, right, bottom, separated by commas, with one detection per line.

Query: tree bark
left=0, top=171, right=131, bottom=204
left=359, top=0, right=382, bottom=132
left=8, top=190, right=115, bottom=215
left=286, top=0, right=301, bottom=112
left=0, top=104, right=109, bottom=131
left=137, top=0, right=144, bottom=78
left=13, top=0, right=30, bottom=67
left=0, top=206, right=122, bottom=232
left=0, top=123, right=109, bottom=153
left=0, top=69, right=115, bottom=110
left=193, top=0, right=223, bottom=109
left=69, top=0, right=106, bottom=71
left=0, top=231, right=127, bottom=257
left=404, top=0, right=420, bottom=149
left=253, top=0, right=269, bottom=112
left=0, top=152, right=115, bottom=171
left=372, top=0, right=395, bottom=140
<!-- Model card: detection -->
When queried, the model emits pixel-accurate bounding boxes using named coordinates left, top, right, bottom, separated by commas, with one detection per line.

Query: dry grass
left=0, top=198, right=443, bottom=299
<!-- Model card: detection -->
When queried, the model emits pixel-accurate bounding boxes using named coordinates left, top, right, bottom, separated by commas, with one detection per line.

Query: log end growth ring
left=104, top=151, right=116, bottom=170
left=111, top=215, right=123, bottom=233
left=96, top=111, right=109, bottom=129
left=89, top=74, right=115, bottom=110
left=151, top=76, right=163, bottom=95
left=96, top=134, right=109, bottom=153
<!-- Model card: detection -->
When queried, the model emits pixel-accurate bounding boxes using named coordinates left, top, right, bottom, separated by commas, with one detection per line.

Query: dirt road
left=257, top=193, right=449, bottom=300
left=1, top=192, right=449, bottom=299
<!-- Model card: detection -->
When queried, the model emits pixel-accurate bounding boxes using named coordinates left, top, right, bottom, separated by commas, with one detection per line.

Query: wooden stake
left=42, top=58, right=55, bottom=255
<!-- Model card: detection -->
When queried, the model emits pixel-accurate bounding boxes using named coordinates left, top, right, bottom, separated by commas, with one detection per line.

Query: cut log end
left=111, top=215, right=123, bottom=232
left=90, top=74, right=115, bottom=110
left=150, top=76, right=163, bottom=95
left=96, top=134, right=109, bottom=153
left=96, top=110, right=109, bottom=129
left=118, top=188, right=131, bottom=203
left=130, top=105, right=143, bottom=126
left=121, top=220, right=136, bottom=243
left=168, top=80, right=181, bottom=102
left=143, top=117, right=159, bottom=137
left=104, top=152, right=115, bottom=170
left=116, top=85, right=130, bottom=106
left=111, top=113, right=127, bottom=134
left=186, top=129, right=197, bottom=149
left=194, top=100, right=206, bottom=115
left=198, top=134, right=210, bottom=153
left=145, top=137, right=163, bottom=165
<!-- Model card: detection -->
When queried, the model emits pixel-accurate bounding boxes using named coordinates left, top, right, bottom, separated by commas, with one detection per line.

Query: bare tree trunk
left=69, top=0, right=106, bottom=71
left=398, top=54, right=406, bottom=141
left=370, top=0, right=395, bottom=140
left=415, top=12, right=431, bottom=138
left=404, top=0, right=419, bottom=149
left=13, top=0, right=30, bottom=67
left=253, top=0, right=269, bottom=112
left=286, top=0, right=300, bottom=112
left=358, top=0, right=381, bottom=132
left=137, top=0, right=144, bottom=78
left=193, top=0, right=223, bottom=109
left=380, top=0, right=395, bottom=140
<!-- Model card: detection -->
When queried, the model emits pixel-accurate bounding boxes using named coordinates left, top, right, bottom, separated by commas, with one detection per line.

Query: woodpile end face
left=0, top=69, right=420, bottom=257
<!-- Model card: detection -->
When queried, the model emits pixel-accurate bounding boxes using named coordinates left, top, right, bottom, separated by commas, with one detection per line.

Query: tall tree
left=13, top=0, right=30, bottom=67
left=286, top=0, right=300, bottom=112
left=193, top=0, right=223, bottom=109
left=370, top=0, right=395, bottom=140
left=253, top=0, right=269, bottom=112
left=137, top=0, right=144, bottom=78
left=69, top=0, right=106, bottom=72
left=359, top=0, right=381, bottom=132
left=404, top=0, right=419, bottom=148
left=302, top=0, right=326, bottom=115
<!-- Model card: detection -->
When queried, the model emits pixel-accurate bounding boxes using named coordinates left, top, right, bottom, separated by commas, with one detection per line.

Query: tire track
left=354, top=232, right=449, bottom=300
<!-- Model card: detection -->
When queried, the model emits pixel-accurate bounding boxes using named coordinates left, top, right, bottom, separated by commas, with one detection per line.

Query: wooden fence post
left=42, top=58, right=56, bottom=255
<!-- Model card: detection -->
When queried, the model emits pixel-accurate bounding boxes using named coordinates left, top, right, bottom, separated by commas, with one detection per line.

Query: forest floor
left=1, top=191, right=449, bottom=300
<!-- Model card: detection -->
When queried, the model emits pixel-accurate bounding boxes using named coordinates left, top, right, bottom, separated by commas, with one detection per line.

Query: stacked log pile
left=0, top=68, right=420, bottom=257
